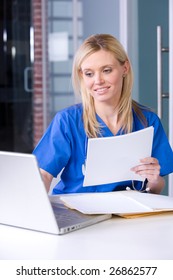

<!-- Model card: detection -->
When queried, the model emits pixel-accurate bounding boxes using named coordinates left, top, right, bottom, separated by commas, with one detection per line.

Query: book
left=60, top=191, right=173, bottom=218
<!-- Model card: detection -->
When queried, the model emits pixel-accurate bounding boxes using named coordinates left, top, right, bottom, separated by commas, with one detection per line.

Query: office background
left=0, top=0, right=172, bottom=194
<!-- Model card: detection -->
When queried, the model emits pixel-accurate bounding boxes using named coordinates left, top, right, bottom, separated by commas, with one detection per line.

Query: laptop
left=0, top=151, right=111, bottom=235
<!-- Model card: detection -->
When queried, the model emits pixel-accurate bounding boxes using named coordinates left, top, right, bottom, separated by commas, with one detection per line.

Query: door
left=138, top=0, right=169, bottom=131
left=137, top=0, right=169, bottom=195
left=0, top=0, right=33, bottom=153
left=120, top=0, right=170, bottom=195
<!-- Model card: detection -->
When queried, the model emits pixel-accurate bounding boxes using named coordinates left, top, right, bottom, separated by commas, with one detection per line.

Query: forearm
left=40, top=168, right=53, bottom=193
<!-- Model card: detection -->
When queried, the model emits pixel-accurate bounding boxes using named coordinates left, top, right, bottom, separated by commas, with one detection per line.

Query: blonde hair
left=72, top=34, right=145, bottom=137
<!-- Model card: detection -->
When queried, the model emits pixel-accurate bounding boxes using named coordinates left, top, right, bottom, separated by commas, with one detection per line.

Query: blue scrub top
left=33, top=103, right=173, bottom=194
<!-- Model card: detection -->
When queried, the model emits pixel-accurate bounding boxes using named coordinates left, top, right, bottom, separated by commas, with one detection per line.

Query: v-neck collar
left=96, top=114, right=123, bottom=137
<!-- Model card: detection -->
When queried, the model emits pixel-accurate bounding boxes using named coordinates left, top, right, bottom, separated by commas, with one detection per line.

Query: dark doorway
left=0, top=0, right=33, bottom=152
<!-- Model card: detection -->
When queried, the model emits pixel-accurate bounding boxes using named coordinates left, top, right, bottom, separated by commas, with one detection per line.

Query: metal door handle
left=24, top=67, right=33, bottom=92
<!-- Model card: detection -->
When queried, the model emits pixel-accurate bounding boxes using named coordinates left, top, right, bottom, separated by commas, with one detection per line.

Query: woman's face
left=80, top=50, right=129, bottom=105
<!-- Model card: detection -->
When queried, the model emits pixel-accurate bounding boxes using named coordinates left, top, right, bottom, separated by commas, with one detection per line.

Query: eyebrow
left=81, top=64, right=115, bottom=71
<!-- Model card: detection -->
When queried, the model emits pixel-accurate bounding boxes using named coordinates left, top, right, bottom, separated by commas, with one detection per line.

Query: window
left=48, top=0, right=83, bottom=117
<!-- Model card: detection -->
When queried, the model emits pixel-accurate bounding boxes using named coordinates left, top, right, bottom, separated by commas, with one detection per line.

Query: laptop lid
left=0, top=151, right=60, bottom=234
left=0, top=151, right=111, bottom=235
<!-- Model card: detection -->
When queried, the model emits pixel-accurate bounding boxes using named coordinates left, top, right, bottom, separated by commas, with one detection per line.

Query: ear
left=123, top=60, right=130, bottom=76
left=79, top=68, right=83, bottom=78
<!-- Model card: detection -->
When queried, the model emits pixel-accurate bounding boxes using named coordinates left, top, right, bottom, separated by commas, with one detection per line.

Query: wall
left=32, top=0, right=49, bottom=147
left=82, top=0, right=120, bottom=39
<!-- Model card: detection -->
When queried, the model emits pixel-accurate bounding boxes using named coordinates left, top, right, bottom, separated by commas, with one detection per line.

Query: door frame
left=119, top=0, right=139, bottom=103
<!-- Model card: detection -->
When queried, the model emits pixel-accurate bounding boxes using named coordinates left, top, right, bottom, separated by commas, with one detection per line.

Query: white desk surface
left=1, top=212, right=173, bottom=260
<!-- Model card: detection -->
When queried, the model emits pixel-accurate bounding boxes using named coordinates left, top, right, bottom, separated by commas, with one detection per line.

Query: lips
left=94, top=87, right=110, bottom=93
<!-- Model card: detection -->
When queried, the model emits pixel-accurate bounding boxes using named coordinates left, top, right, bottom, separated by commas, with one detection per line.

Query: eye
left=84, top=71, right=94, bottom=77
left=103, top=68, right=112, bottom=74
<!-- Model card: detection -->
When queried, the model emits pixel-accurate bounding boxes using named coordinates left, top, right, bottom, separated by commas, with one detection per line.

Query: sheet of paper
left=83, top=126, right=154, bottom=186
left=60, top=191, right=173, bottom=215
left=60, top=192, right=152, bottom=214
left=122, top=191, right=173, bottom=210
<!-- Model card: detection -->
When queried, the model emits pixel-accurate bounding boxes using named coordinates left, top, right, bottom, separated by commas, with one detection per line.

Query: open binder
left=60, top=191, right=173, bottom=218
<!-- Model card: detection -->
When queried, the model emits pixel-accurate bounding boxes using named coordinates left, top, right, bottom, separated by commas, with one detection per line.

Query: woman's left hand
left=131, top=157, right=165, bottom=194
left=131, top=157, right=160, bottom=183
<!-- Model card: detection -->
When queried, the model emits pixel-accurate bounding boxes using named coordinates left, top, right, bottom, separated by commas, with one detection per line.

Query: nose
left=94, top=72, right=104, bottom=84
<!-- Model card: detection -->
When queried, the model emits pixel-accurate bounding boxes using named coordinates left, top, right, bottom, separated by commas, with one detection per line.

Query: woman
left=33, top=34, right=173, bottom=194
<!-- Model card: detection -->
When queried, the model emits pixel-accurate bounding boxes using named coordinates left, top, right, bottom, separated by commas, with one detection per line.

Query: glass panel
left=0, top=0, right=33, bottom=152
left=52, top=60, right=73, bottom=74
left=48, top=0, right=83, bottom=116
left=53, top=76, right=72, bottom=93
left=52, top=1, right=73, bottom=17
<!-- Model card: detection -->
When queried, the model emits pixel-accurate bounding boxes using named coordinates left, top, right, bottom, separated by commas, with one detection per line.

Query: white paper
left=83, top=126, right=154, bottom=186
left=60, top=192, right=151, bottom=214
left=60, top=191, right=173, bottom=215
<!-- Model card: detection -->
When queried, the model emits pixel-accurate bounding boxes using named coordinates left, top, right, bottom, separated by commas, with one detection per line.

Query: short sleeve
left=33, top=113, right=71, bottom=177
left=150, top=114, right=173, bottom=176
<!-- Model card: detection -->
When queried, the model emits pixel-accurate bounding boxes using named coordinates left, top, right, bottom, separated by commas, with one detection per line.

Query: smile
left=94, top=87, right=110, bottom=93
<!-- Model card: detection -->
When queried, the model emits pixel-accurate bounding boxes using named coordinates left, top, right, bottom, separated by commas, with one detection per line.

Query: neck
left=94, top=100, right=118, bottom=118
left=94, top=102, right=121, bottom=135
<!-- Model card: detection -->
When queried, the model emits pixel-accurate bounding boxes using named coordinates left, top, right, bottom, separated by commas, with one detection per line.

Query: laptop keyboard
left=51, top=201, right=96, bottom=228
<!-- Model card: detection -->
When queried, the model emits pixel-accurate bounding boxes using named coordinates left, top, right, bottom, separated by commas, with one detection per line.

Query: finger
left=131, top=157, right=160, bottom=173
left=140, top=157, right=159, bottom=164
left=133, top=163, right=160, bottom=172
left=135, top=169, right=160, bottom=177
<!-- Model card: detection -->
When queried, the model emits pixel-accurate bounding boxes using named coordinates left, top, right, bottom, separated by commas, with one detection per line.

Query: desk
left=0, top=212, right=173, bottom=260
